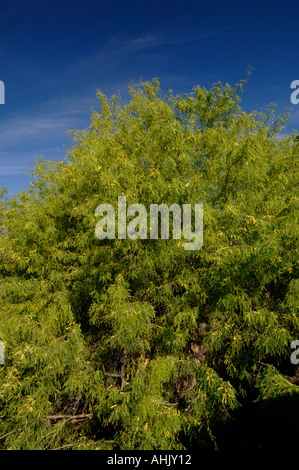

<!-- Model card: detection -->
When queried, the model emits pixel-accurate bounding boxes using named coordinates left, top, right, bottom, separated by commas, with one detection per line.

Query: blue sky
left=0, top=0, right=298, bottom=195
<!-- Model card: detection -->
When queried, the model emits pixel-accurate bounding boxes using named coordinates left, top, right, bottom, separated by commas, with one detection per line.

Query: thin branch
left=105, top=373, right=122, bottom=379
left=46, top=413, right=91, bottom=421
left=52, top=443, right=75, bottom=450
left=157, top=401, right=178, bottom=407
left=0, top=429, right=21, bottom=440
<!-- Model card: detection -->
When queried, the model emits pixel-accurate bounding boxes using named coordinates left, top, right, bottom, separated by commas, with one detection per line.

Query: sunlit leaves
left=0, top=77, right=298, bottom=450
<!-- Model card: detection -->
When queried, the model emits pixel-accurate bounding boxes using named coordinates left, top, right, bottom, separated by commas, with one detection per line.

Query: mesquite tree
left=0, top=78, right=298, bottom=450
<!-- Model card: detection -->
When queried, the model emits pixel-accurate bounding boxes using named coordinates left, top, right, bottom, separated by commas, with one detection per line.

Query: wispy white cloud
left=0, top=117, right=75, bottom=149
left=68, top=28, right=232, bottom=76
left=108, top=29, right=231, bottom=51
left=123, top=34, right=159, bottom=50
left=0, top=93, right=96, bottom=153
left=0, top=144, right=68, bottom=176
left=0, top=165, right=29, bottom=175
left=0, top=99, right=90, bottom=181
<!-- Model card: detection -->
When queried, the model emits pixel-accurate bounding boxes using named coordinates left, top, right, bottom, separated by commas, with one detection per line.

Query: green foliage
left=0, top=77, right=298, bottom=449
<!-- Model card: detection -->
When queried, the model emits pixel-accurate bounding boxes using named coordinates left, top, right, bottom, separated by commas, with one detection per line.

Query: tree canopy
left=0, top=77, right=298, bottom=450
